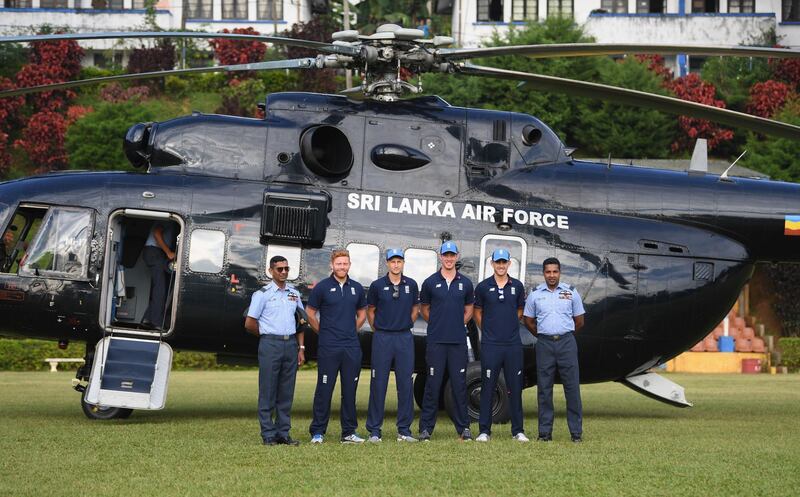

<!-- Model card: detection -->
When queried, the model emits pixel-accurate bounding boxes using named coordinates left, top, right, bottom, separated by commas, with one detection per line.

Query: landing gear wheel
left=80, top=391, right=133, bottom=420
left=444, top=361, right=510, bottom=424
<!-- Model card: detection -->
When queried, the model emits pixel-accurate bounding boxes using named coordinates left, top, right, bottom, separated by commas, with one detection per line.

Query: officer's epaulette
left=567, top=284, right=575, bottom=291
left=259, top=287, right=269, bottom=293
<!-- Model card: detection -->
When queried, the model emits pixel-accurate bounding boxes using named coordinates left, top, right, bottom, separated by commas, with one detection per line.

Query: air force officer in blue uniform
left=473, top=248, right=528, bottom=443
left=245, top=255, right=305, bottom=446
left=418, top=241, right=474, bottom=441
left=365, top=248, right=420, bottom=443
left=523, top=257, right=585, bottom=442
left=306, top=249, right=368, bottom=444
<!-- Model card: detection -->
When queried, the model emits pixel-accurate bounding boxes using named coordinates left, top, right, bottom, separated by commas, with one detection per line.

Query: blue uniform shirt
left=368, top=274, right=419, bottom=332
left=247, top=281, right=304, bottom=336
left=308, top=275, right=367, bottom=348
left=420, top=271, right=474, bottom=344
left=523, top=282, right=585, bottom=335
left=474, top=276, right=526, bottom=345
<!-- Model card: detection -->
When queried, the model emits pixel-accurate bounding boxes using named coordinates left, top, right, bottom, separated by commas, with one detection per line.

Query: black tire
left=80, top=391, right=133, bottom=420
left=444, top=361, right=510, bottom=424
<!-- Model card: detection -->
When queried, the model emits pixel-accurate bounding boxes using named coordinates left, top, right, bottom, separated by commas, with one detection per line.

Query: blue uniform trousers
left=258, top=335, right=298, bottom=441
left=419, top=342, right=470, bottom=435
left=366, top=331, right=415, bottom=437
left=142, top=246, right=169, bottom=327
left=309, top=345, right=362, bottom=437
left=478, top=342, right=524, bottom=436
left=535, top=333, right=582, bottom=436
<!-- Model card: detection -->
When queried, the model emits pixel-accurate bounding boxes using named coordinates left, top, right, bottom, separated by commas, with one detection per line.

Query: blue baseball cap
left=492, top=248, right=510, bottom=262
left=440, top=241, right=459, bottom=254
left=386, top=248, right=404, bottom=260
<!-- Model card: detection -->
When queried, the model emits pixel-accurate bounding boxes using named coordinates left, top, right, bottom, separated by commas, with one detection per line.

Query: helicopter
left=0, top=25, right=799, bottom=421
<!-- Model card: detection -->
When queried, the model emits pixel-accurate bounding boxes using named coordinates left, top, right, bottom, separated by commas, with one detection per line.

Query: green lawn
left=0, top=371, right=798, bottom=497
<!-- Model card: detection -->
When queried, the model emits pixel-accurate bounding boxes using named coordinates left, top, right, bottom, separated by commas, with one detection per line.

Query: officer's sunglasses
left=273, top=266, right=290, bottom=273
left=392, top=285, right=400, bottom=299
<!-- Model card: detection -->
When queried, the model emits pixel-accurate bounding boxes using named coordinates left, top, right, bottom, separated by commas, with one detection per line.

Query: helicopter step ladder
left=84, top=336, right=173, bottom=410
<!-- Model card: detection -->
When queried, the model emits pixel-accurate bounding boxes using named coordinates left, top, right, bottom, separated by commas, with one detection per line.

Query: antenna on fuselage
left=689, top=138, right=708, bottom=172
left=720, top=150, right=747, bottom=181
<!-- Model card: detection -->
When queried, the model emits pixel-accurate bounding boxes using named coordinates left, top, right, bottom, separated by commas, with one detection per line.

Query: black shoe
left=537, top=434, right=552, bottom=442
left=571, top=434, right=583, bottom=443
left=263, top=438, right=278, bottom=446
left=277, top=436, right=300, bottom=446
left=459, top=428, right=473, bottom=442
left=419, top=429, right=431, bottom=441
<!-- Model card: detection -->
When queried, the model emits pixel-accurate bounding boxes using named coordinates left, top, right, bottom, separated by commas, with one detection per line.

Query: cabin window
left=188, top=229, right=226, bottom=273
left=512, top=0, right=538, bottom=20
left=19, top=207, right=93, bottom=279
left=402, top=248, right=438, bottom=285
left=479, top=234, right=527, bottom=281
left=1, top=206, right=47, bottom=274
left=265, top=244, right=301, bottom=281
left=346, top=243, right=379, bottom=286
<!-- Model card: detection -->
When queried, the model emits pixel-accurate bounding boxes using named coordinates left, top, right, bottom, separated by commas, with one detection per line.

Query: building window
left=257, top=0, right=282, bottom=19
left=637, top=0, right=665, bottom=12
left=728, top=0, right=754, bottom=13
left=601, top=0, right=627, bottom=13
left=189, top=229, right=226, bottom=274
left=223, top=0, right=247, bottom=19
left=132, top=0, right=146, bottom=8
left=547, top=0, right=572, bottom=18
left=783, top=0, right=800, bottom=21
left=39, top=0, right=68, bottom=7
left=477, top=0, right=504, bottom=21
left=187, top=0, right=212, bottom=19
left=692, top=0, right=719, bottom=13
left=265, top=244, right=300, bottom=281
left=512, top=0, right=537, bottom=20
left=345, top=243, right=379, bottom=287
left=4, top=0, right=32, bottom=7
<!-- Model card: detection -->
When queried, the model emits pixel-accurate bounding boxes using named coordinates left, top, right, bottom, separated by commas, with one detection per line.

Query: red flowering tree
left=634, top=54, right=673, bottom=82
left=0, top=77, right=24, bottom=171
left=283, top=17, right=338, bottom=94
left=770, top=45, right=800, bottom=91
left=15, top=37, right=83, bottom=112
left=665, top=73, right=733, bottom=153
left=14, top=109, right=69, bottom=171
left=209, top=27, right=266, bottom=80
left=746, top=80, right=795, bottom=118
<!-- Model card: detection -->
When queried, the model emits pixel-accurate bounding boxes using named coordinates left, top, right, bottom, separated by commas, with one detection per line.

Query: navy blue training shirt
left=420, top=271, right=474, bottom=344
left=308, top=275, right=367, bottom=348
left=368, top=274, right=419, bottom=332
left=474, top=276, right=526, bottom=345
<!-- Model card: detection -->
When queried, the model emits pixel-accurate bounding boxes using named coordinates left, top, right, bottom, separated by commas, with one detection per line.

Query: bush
left=66, top=101, right=156, bottom=171
left=778, top=337, right=800, bottom=371
left=164, top=75, right=189, bottom=97
left=744, top=99, right=800, bottom=182
left=0, top=338, right=83, bottom=371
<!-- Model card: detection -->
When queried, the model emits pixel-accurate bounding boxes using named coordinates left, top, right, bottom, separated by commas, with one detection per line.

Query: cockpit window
left=20, top=207, right=94, bottom=279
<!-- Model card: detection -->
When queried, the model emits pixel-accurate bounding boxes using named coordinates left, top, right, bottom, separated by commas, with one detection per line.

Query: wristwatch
left=299, top=345, right=305, bottom=350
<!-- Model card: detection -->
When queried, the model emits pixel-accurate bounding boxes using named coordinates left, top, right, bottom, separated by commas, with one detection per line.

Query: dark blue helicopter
left=0, top=26, right=798, bottom=420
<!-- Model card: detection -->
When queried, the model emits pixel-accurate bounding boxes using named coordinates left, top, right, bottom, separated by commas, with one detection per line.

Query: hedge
left=779, top=337, right=800, bottom=372
left=0, top=338, right=253, bottom=371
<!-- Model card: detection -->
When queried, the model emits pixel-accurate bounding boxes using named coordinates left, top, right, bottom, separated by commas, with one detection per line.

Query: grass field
left=1, top=371, right=798, bottom=497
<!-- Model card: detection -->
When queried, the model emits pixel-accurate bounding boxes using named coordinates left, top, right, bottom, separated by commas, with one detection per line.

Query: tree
left=15, top=37, right=83, bottom=112
left=127, top=40, right=176, bottom=88
left=208, top=27, right=266, bottom=80
left=282, top=17, right=340, bottom=94
left=576, top=58, right=675, bottom=158
left=14, top=110, right=69, bottom=171
left=665, top=73, right=733, bottom=153
left=744, top=98, right=800, bottom=183
left=66, top=101, right=156, bottom=172
left=746, top=80, right=795, bottom=118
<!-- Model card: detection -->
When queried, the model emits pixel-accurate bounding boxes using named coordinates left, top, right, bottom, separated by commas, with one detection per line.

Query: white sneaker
left=310, top=434, right=323, bottom=444
left=341, top=433, right=366, bottom=444
left=475, top=433, right=490, bottom=442
left=367, top=435, right=382, bottom=443
left=513, top=432, right=530, bottom=442
left=396, top=434, right=419, bottom=443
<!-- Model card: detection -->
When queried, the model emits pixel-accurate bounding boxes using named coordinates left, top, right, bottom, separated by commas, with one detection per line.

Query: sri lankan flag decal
left=785, top=216, right=800, bottom=236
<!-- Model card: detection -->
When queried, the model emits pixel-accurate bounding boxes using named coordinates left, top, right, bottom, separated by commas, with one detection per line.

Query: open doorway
left=102, top=210, right=183, bottom=336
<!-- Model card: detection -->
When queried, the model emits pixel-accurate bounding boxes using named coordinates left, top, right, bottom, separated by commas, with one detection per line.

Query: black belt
left=261, top=333, right=296, bottom=340
left=537, top=332, right=572, bottom=341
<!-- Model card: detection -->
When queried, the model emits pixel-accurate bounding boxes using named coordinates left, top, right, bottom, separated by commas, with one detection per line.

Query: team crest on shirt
left=458, top=282, right=463, bottom=291
left=511, top=287, right=516, bottom=295
left=559, top=290, right=573, bottom=300
left=405, top=285, right=410, bottom=293
left=351, top=287, right=356, bottom=295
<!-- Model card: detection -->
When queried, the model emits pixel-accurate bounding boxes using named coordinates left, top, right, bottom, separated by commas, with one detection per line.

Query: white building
left=452, top=0, right=800, bottom=75
left=0, top=0, right=316, bottom=66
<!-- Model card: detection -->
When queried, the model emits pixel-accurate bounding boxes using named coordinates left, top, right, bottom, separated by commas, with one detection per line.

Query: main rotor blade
left=0, top=31, right=359, bottom=56
left=459, top=64, right=800, bottom=141
left=0, top=58, right=316, bottom=98
left=439, top=43, right=800, bottom=61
